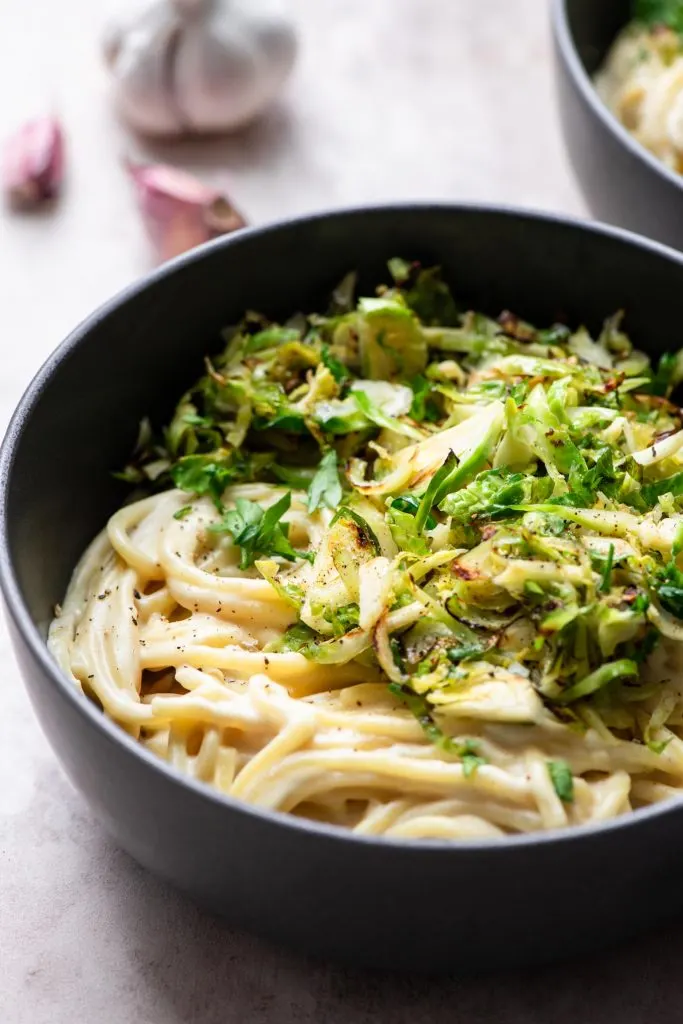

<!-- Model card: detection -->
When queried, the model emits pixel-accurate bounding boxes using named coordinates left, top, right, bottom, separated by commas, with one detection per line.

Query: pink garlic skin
left=127, top=162, right=247, bottom=263
left=3, top=117, right=64, bottom=208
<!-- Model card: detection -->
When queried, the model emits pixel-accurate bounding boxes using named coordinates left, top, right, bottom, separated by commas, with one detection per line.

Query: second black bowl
left=552, top=0, right=683, bottom=250
left=5, top=205, right=683, bottom=972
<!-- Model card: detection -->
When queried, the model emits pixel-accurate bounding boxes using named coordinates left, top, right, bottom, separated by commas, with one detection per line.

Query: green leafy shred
left=547, top=760, right=574, bottom=803
left=649, top=349, right=683, bottom=396
left=409, top=374, right=440, bottom=422
left=440, top=467, right=534, bottom=522
left=446, top=641, right=489, bottom=664
left=324, top=603, right=360, bottom=635
left=386, top=504, right=430, bottom=555
left=266, top=621, right=318, bottom=653
left=390, top=494, right=436, bottom=528
left=321, top=344, right=350, bottom=385
left=641, top=470, right=683, bottom=507
left=209, top=492, right=313, bottom=569
left=653, top=560, right=683, bottom=618
left=598, top=542, right=615, bottom=593
left=308, top=449, right=343, bottom=514
left=352, top=389, right=423, bottom=440
left=388, top=683, right=487, bottom=776
left=171, top=452, right=253, bottom=510
left=634, top=0, right=683, bottom=35
left=389, top=259, right=461, bottom=326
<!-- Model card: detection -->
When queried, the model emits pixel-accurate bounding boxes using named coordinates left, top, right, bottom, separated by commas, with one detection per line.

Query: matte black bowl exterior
left=552, top=0, right=683, bottom=250
left=5, top=205, right=683, bottom=973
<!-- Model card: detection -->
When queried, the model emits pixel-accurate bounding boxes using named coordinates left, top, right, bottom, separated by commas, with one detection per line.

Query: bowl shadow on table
left=97, top=815, right=683, bottom=1024
left=132, top=103, right=297, bottom=178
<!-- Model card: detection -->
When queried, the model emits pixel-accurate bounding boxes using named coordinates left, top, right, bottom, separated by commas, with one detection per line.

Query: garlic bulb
left=104, top=0, right=297, bottom=137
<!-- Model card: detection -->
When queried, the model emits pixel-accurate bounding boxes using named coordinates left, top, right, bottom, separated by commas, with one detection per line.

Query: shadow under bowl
left=3, top=204, right=683, bottom=972
left=552, top=0, right=683, bottom=250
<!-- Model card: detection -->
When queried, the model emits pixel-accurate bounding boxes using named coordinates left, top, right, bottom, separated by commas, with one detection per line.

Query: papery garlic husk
left=104, top=0, right=297, bottom=137
left=128, top=162, right=247, bottom=262
left=3, top=117, right=64, bottom=208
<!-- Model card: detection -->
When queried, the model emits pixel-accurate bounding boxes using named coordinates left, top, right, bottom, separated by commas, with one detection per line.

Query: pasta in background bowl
left=7, top=205, right=683, bottom=971
left=552, top=0, right=683, bottom=250
left=596, top=2, right=683, bottom=172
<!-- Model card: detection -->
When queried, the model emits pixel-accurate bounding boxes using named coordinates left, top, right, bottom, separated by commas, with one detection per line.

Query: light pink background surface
left=4, top=2, right=675, bottom=1022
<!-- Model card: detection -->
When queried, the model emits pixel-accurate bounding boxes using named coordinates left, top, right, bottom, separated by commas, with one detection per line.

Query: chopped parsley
left=308, top=449, right=343, bottom=514
left=171, top=452, right=253, bottom=510
left=547, top=759, right=574, bottom=803
left=173, top=505, right=193, bottom=521
left=388, top=683, right=487, bottom=776
left=653, top=560, right=683, bottom=619
left=321, top=344, right=350, bottom=385
left=209, top=492, right=313, bottom=569
left=409, top=374, right=440, bottom=422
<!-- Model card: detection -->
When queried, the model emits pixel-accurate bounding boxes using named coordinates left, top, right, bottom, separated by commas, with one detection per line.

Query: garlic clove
left=3, top=117, right=65, bottom=209
left=127, top=162, right=247, bottom=263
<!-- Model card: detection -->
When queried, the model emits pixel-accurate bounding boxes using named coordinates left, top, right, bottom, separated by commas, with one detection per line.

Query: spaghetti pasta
left=49, top=261, right=683, bottom=838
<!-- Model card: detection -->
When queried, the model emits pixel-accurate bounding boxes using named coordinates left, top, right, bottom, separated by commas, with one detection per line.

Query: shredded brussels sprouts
left=121, top=259, right=683, bottom=758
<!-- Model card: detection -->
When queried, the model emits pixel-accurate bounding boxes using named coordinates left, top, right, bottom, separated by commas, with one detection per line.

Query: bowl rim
left=4, top=199, right=683, bottom=855
left=550, top=0, right=683, bottom=196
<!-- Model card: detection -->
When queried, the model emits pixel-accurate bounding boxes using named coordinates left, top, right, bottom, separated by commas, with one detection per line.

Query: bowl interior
left=561, top=0, right=630, bottom=75
left=4, top=206, right=683, bottom=643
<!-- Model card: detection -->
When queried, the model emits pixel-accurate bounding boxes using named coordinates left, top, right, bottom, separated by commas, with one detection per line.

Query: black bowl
left=5, top=204, right=683, bottom=973
left=552, top=0, right=683, bottom=250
